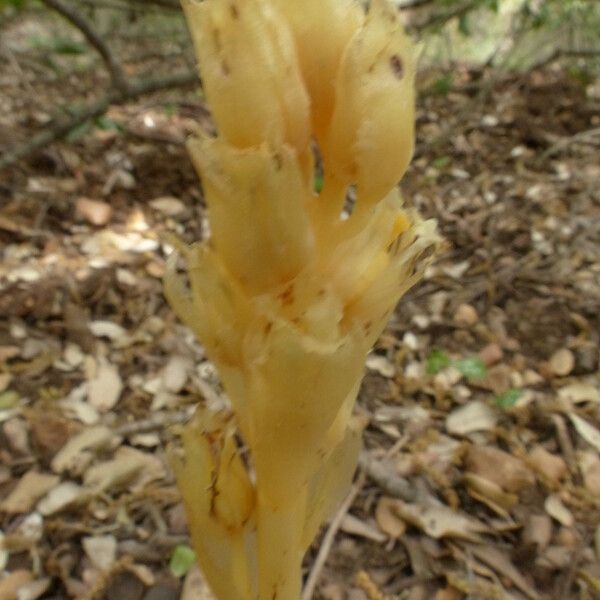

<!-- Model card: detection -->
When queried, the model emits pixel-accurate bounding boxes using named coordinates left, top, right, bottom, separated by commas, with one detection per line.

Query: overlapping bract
left=166, top=1, right=439, bottom=598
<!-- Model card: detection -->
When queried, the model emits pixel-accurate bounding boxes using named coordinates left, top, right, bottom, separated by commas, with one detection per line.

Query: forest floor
left=1, top=41, right=600, bottom=600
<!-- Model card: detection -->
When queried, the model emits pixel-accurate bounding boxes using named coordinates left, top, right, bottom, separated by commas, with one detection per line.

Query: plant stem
left=256, top=490, right=306, bottom=600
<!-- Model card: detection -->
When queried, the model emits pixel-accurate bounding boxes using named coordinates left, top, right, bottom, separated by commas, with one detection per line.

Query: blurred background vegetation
left=0, top=0, right=599, bottom=168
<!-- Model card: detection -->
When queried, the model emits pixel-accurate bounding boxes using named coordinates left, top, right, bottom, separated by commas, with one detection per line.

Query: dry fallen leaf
left=0, top=531, right=7, bottom=570
left=465, top=445, right=535, bottom=493
left=468, top=544, right=541, bottom=600
left=340, top=514, right=387, bottom=543
left=149, top=196, right=186, bottom=216
left=464, top=472, right=518, bottom=514
left=163, top=355, right=191, bottom=393
left=578, top=451, right=600, bottom=495
left=528, top=445, right=567, bottom=484
left=375, top=497, right=407, bottom=539
left=60, top=384, right=100, bottom=425
left=366, top=354, right=396, bottom=378
left=181, top=566, right=215, bottom=600
left=392, top=500, right=489, bottom=541
left=83, top=446, right=166, bottom=492
left=544, top=494, right=574, bottom=527
left=87, top=361, right=123, bottom=412
left=88, top=320, right=127, bottom=341
left=559, top=383, right=600, bottom=404
left=568, top=413, right=600, bottom=452
left=453, top=303, right=478, bottom=327
left=0, top=570, right=33, bottom=600
left=2, top=418, right=31, bottom=455
left=14, top=512, right=44, bottom=544
left=37, top=482, right=86, bottom=516
left=446, top=401, right=497, bottom=436
left=549, top=348, right=575, bottom=377
left=0, top=373, right=12, bottom=393
left=51, top=425, right=115, bottom=474
left=521, top=514, right=553, bottom=551
left=82, top=535, right=117, bottom=572
left=75, top=198, right=113, bottom=226
left=0, top=471, right=60, bottom=514
left=14, top=577, right=51, bottom=600
left=478, top=343, right=503, bottom=367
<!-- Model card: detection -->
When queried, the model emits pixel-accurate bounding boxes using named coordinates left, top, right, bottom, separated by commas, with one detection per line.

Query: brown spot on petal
left=278, top=283, right=294, bottom=306
left=390, top=54, right=404, bottom=79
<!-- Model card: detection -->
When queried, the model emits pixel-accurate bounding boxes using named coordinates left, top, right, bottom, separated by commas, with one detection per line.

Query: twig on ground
left=536, top=126, right=600, bottom=164
left=0, top=46, right=36, bottom=96
left=41, top=0, right=129, bottom=93
left=551, top=414, right=577, bottom=474
left=0, top=71, right=197, bottom=171
left=302, top=473, right=366, bottom=600
left=115, top=408, right=191, bottom=437
left=558, top=536, right=587, bottom=600
left=531, top=48, right=600, bottom=70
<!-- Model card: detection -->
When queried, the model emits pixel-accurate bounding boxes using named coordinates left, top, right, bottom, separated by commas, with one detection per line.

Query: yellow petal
left=172, top=410, right=257, bottom=600
left=344, top=217, right=439, bottom=345
left=244, top=316, right=368, bottom=499
left=302, top=419, right=362, bottom=549
left=272, top=0, right=363, bottom=138
left=188, top=136, right=315, bottom=293
left=182, top=0, right=309, bottom=152
left=325, top=0, right=416, bottom=207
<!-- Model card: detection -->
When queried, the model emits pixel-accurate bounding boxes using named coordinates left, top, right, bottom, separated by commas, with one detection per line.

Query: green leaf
left=432, top=156, right=451, bottom=169
left=163, top=103, right=177, bottom=117
left=169, top=545, right=196, bottom=578
left=51, top=37, right=87, bottom=55
left=95, top=116, right=121, bottom=131
left=483, top=0, right=499, bottom=12
left=430, top=74, right=453, bottom=97
left=0, top=390, right=19, bottom=410
left=314, top=173, right=324, bottom=194
left=66, top=120, right=93, bottom=142
left=426, top=349, right=451, bottom=375
left=0, top=0, right=26, bottom=9
left=30, top=35, right=86, bottom=55
left=495, top=388, right=522, bottom=409
left=458, top=14, right=471, bottom=36
left=454, top=357, right=487, bottom=380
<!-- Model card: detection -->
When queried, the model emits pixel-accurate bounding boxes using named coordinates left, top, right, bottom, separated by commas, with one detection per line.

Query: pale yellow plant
left=165, top=0, right=439, bottom=598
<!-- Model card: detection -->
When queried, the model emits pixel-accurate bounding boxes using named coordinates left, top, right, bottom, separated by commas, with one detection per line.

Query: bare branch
left=397, top=0, right=436, bottom=9
left=0, top=71, right=198, bottom=171
left=301, top=473, right=365, bottom=600
left=532, top=47, right=600, bottom=70
left=40, top=0, right=129, bottom=93
left=75, top=0, right=181, bottom=13
left=414, top=0, right=478, bottom=32
left=562, top=49, right=600, bottom=57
